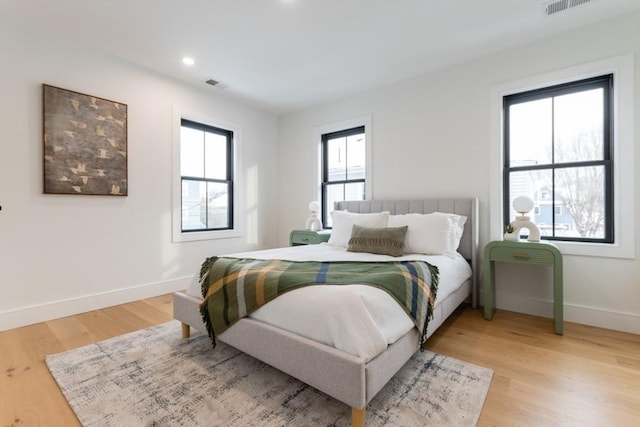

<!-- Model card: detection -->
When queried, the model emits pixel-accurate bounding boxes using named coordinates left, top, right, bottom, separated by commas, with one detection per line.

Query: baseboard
left=5, top=282, right=637, bottom=335
left=479, top=290, right=640, bottom=335
left=0, top=276, right=192, bottom=332
left=563, top=303, right=640, bottom=335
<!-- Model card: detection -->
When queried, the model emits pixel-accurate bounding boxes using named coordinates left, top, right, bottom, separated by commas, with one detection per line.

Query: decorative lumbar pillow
left=347, top=225, right=408, bottom=257
left=388, top=212, right=460, bottom=255
left=328, top=211, right=390, bottom=247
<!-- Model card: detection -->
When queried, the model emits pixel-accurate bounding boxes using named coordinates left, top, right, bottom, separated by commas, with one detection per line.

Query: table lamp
left=305, top=201, right=323, bottom=231
left=509, top=196, right=540, bottom=242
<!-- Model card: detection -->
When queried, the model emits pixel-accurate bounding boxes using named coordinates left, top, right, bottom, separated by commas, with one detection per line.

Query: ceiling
left=2, top=0, right=639, bottom=114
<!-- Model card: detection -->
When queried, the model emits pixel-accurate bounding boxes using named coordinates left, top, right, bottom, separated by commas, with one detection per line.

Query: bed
left=173, top=198, right=478, bottom=426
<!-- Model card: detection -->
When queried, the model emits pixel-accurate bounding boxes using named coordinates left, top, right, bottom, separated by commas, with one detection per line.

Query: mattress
left=187, top=243, right=471, bottom=362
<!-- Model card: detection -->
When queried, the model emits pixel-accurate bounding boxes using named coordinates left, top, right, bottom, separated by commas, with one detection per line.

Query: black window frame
left=180, top=118, right=234, bottom=232
left=321, top=126, right=366, bottom=228
left=503, top=74, right=613, bottom=243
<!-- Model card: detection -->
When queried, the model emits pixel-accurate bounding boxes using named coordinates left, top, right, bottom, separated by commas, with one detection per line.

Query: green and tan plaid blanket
left=199, top=257, right=439, bottom=348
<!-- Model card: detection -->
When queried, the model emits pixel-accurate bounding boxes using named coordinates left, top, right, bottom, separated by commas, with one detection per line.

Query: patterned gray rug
left=46, top=321, right=492, bottom=426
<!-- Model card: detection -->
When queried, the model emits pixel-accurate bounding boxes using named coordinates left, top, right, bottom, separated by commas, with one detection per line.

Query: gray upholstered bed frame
left=173, top=198, right=478, bottom=427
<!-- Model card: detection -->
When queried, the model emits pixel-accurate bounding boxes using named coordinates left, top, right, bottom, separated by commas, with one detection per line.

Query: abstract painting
left=43, top=84, right=127, bottom=195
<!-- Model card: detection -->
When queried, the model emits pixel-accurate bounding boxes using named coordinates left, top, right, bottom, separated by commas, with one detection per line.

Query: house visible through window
left=180, top=119, right=233, bottom=232
left=321, top=126, right=366, bottom=227
left=503, top=74, right=613, bottom=243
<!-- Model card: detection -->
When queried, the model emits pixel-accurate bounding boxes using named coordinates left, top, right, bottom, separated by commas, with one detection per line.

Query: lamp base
left=510, top=217, right=541, bottom=242
left=305, top=215, right=322, bottom=231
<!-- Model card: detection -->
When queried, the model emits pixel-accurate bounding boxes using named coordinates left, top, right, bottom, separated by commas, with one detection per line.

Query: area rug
left=46, top=321, right=492, bottom=426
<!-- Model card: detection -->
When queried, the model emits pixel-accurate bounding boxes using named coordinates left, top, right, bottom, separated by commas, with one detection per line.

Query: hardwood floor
left=427, top=308, right=640, bottom=426
left=1, top=295, right=638, bottom=426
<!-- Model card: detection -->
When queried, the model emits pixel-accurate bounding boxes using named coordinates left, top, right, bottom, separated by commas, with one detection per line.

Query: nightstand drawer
left=289, top=230, right=330, bottom=246
left=489, top=246, right=555, bottom=264
left=291, top=233, right=318, bottom=245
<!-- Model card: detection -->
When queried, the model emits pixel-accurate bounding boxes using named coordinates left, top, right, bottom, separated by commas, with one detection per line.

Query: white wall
left=278, top=14, right=640, bottom=334
left=0, top=37, right=280, bottom=330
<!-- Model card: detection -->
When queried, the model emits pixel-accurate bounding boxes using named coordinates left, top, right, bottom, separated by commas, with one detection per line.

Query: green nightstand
left=289, top=230, right=331, bottom=246
left=483, top=240, right=563, bottom=334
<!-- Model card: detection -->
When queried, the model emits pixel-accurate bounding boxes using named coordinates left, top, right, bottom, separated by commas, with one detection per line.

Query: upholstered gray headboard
left=335, top=198, right=479, bottom=307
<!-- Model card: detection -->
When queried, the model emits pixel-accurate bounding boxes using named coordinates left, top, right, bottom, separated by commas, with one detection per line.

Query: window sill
left=172, top=229, right=241, bottom=243
left=550, top=239, right=634, bottom=259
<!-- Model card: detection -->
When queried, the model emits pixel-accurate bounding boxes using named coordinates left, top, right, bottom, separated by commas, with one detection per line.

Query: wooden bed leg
left=181, top=323, right=190, bottom=338
left=351, top=406, right=365, bottom=427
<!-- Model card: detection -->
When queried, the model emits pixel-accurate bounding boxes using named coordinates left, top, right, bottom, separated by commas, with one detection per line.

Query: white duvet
left=187, top=244, right=471, bottom=362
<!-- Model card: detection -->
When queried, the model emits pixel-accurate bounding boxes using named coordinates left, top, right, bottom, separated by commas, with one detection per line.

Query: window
left=503, top=75, right=613, bottom=243
left=179, top=118, right=233, bottom=232
left=321, top=126, right=366, bottom=227
left=490, top=54, right=634, bottom=258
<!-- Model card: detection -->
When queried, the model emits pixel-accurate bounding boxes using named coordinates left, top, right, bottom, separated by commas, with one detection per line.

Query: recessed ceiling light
left=182, top=57, right=195, bottom=66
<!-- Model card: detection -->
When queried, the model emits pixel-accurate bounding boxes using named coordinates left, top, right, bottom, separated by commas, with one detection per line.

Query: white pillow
left=328, top=211, right=390, bottom=247
left=388, top=212, right=465, bottom=255
left=433, top=212, right=467, bottom=253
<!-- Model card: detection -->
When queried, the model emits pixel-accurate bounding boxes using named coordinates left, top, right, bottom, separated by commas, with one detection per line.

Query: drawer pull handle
left=512, top=253, right=530, bottom=260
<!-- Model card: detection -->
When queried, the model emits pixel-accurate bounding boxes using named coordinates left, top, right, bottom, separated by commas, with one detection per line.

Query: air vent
left=545, top=0, right=590, bottom=15
left=205, top=79, right=219, bottom=87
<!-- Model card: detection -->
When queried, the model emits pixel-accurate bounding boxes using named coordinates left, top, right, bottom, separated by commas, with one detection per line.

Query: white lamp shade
left=308, top=201, right=320, bottom=212
left=513, top=196, right=534, bottom=214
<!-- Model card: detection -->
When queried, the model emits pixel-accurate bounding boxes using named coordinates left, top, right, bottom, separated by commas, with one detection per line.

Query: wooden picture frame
left=43, top=84, right=128, bottom=195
